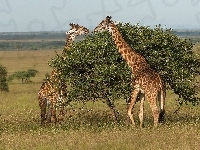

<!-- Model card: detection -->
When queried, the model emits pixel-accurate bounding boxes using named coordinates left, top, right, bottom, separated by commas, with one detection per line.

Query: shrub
left=0, top=64, right=9, bottom=92
left=50, top=23, right=200, bottom=107
left=8, top=69, right=38, bottom=83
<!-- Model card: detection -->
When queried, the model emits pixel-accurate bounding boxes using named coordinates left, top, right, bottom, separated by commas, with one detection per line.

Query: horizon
left=1, top=27, right=200, bottom=33
left=1, top=1, right=200, bottom=32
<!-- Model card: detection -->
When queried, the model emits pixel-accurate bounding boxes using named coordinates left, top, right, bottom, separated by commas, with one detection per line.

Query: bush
left=8, top=69, right=38, bottom=83
left=0, top=64, right=9, bottom=92
left=50, top=23, right=200, bottom=106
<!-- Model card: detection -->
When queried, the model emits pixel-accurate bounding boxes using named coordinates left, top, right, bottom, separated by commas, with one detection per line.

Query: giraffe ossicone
left=94, top=16, right=166, bottom=128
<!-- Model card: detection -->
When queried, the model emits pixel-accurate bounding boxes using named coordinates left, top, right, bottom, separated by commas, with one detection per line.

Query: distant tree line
left=0, top=41, right=64, bottom=50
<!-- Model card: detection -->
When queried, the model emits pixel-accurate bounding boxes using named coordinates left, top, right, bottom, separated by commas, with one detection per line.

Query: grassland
left=0, top=47, right=200, bottom=149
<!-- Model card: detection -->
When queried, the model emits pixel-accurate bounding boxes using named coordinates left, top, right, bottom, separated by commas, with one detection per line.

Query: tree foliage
left=8, top=69, right=38, bottom=83
left=50, top=23, right=200, bottom=106
left=0, top=64, right=9, bottom=92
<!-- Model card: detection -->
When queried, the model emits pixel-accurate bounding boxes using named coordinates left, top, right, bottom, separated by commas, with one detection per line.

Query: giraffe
left=94, top=16, right=165, bottom=127
left=38, top=23, right=89, bottom=125
left=38, top=69, right=67, bottom=125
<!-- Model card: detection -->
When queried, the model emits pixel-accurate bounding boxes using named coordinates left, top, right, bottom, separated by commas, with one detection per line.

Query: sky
left=1, top=0, right=200, bottom=32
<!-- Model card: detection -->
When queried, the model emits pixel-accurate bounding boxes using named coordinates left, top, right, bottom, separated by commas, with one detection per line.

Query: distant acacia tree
left=0, top=64, right=9, bottom=92
left=8, top=69, right=38, bottom=83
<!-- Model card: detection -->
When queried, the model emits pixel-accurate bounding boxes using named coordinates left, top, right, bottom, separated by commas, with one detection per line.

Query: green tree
left=0, top=64, right=9, bottom=92
left=8, top=69, right=38, bottom=83
left=50, top=23, right=200, bottom=110
left=26, top=69, right=38, bottom=81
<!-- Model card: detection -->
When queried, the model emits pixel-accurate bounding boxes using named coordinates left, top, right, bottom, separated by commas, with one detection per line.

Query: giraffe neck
left=63, top=34, right=76, bottom=51
left=49, top=69, right=59, bottom=83
left=109, top=23, right=149, bottom=74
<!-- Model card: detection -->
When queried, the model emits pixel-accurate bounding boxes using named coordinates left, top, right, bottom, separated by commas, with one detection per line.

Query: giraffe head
left=66, top=23, right=89, bottom=35
left=63, top=23, right=89, bottom=58
left=94, top=16, right=113, bottom=33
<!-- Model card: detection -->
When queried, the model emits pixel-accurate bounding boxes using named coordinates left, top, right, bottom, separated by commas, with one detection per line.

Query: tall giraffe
left=94, top=16, right=165, bottom=127
left=38, top=23, right=89, bottom=125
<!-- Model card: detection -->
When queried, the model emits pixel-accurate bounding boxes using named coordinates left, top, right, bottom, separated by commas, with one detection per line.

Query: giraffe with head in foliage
left=38, top=23, right=89, bottom=125
left=94, top=16, right=165, bottom=127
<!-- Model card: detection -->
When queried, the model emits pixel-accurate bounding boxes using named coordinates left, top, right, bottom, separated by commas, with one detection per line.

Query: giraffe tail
left=158, top=84, right=166, bottom=123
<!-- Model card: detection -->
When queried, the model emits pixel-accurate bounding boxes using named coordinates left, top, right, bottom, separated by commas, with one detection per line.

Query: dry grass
left=0, top=49, right=200, bottom=150
left=0, top=49, right=62, bottom=82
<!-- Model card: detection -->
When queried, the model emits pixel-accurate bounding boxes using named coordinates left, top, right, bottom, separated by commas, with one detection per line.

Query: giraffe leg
left=46, top=110, right=51, bottom=123
left=138, top=93, right=145, bottom=128
left=127, top=87, right=140, bottom=126
left=46, top=101, right=52, bottom=123
left=57, top=96, right=65, bottom=124
left=50, top=107, right=57, bottom=125
left=147, top=95, right=159, bottom=128
left=158, top=89, right=165, bottom=123
left=39, top=98, right=47, bottom=125
left=50, top=101, right=57, bottom=125
left=58, top=105, right=64, bottom=124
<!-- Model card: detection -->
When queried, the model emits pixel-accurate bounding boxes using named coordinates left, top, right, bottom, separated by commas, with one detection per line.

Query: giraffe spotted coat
left=94, top=16, right=165, bottom=127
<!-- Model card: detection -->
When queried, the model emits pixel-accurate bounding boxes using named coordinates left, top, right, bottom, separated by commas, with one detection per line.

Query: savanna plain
left=0, top=39, right=200, bottom=150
